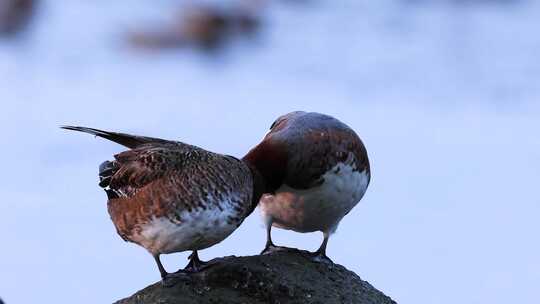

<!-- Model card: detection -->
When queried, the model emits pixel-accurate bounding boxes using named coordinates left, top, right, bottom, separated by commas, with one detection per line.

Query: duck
left=0, top=0, right=35, bottom=36
left=62, top=126, right=265, bottom=284
left=243, top=111, right=370, bottom=262
left=128, top=4, right=260, bottom=51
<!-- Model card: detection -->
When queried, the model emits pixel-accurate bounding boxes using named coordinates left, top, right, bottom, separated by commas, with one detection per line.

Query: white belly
left=259, top=163, right=369, bottom=233
left=132, top=203, right=240, bottom=255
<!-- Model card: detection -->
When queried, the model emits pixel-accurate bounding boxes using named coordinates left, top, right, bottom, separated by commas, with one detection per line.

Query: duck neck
left=242, top=140, right=287, bottom=195
left=245, top=162, right=268, bottom=214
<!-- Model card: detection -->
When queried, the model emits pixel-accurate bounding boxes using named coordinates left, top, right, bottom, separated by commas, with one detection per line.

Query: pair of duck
left=63, top=111, right=371, bottom=284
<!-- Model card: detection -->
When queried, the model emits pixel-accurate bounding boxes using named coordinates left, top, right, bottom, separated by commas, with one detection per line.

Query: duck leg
left=154, top=254, right=168, bottom=279
left=309, top=231, right=333, bottom=264
left=261, top=219, right=290, bottom=254
left=154, top=254, right=188, bottom=287
left=261, top=218, right=280, bottom=254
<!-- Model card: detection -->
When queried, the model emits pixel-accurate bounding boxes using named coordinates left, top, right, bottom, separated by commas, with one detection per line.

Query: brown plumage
left=243, top=111, right=371, bottom=261
left=62, top=126, right=263, bottom=283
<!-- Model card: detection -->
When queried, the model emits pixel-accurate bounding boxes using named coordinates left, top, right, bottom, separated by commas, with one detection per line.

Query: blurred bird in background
left=0, top=0, right=35, bottom=36
left=128, top=1, right=262, bottom=51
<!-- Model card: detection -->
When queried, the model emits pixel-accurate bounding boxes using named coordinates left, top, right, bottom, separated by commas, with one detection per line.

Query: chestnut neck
left=244, top=162, right=268, bottom=215
left=242, top=139, right=288, bottom=196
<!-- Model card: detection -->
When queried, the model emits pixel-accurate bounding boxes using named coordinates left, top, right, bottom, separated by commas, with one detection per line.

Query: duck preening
left=61, top=126, right=265, bottom=285
left=243, top=111, right=371, bottom=262
left=62, top=110, right=370, bottom=285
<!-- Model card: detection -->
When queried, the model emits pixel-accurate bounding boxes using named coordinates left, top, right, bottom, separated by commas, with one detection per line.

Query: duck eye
left=270, top=119, right=278, bottom=130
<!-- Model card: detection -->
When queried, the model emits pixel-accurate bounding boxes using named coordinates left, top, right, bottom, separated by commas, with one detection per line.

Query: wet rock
left=115, top=249, right=397, bottom=304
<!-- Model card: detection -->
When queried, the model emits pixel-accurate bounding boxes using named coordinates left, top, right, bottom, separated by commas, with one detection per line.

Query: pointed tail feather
left=60, top=125, right=170, bottom=148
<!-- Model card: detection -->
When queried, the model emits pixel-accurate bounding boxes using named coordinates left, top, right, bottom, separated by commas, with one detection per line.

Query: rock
left=115, top=249, right=397, bottom=304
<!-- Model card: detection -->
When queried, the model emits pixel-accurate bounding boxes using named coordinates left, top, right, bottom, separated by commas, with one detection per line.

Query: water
left=0, top=0, right=539, bottom=303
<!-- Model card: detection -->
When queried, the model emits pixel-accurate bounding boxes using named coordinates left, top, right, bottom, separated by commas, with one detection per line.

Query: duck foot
left=260, top=243, right=295, bottom=255
left=308, top=251, right=334, bottom=265
left=183, top=251, right=216, bottom=273
left=161, top=271, right=191, bottom=287
left=184, top=259, right=216, bottom=273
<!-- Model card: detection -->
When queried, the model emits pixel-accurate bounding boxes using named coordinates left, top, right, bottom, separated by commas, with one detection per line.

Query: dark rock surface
left=115, top=249, right=397, bottom=304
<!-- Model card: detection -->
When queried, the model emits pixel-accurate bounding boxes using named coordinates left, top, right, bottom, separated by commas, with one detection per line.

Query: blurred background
left=1, top=0, right=539, bottom=303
